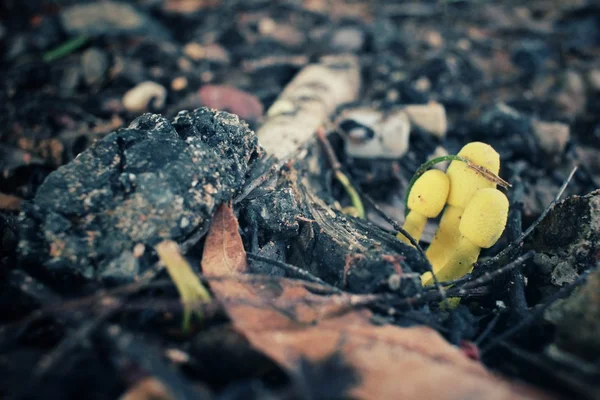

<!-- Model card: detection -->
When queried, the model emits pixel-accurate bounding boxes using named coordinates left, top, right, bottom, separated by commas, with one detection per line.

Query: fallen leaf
left=202, top=204, right=553, bottom=400
left=198, top=85, right=264, bottom=121
left=119, top=377, right=174, bottom=400
left=0, top=193, right=23, bottom=211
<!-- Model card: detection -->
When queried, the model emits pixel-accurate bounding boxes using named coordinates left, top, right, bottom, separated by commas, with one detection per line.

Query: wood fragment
left=257, top=54, right=360, bottom=160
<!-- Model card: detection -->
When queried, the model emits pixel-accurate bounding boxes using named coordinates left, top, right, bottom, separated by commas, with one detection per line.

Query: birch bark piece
left=257, top=54, right=360, bottom=160
left=403, top=101, right=448, bottom=138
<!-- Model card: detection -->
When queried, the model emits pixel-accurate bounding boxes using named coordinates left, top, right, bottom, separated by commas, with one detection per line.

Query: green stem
left=43, top=35, right=89, bottom=63
left=404, top=155, right=468, bottom=217
left=335, top=170, right=365, bottom=219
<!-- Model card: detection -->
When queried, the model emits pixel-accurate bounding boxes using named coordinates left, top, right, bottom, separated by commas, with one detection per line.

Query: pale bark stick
left=256, top=54, right=360, bottom=160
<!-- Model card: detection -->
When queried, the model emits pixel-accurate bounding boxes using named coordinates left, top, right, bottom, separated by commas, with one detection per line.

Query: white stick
left=256, top=54, right=360, bottom=160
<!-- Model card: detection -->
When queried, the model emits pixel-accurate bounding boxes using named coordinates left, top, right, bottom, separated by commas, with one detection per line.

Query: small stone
left=122, top=81, right=167, bottom=113
left=59, top=66, right=82, bottom=95
left=587, top=68, right=600, bottom=92
left=81, top=47, right=109, bottom=86
left=60, top=1, right=170, bottom=38
left=403, top=102, right=447, bottom=138
left=555, top=70, right=586, bottom=119
left=171, top=76, right=188, bottom=91
left=177, top=56, right=192, bottom=72
left=531, top=119, right=569, bottom=158
left=183, top=42, right=204, bottom=60
left=546, top=267, right=600, bottom=360
left=331, top=27, right=366, bottom=52
left=183, top=42, right=230, bottom=64
left=336, top=107, right=410, bottom=159
left=425, top=30, right=443, bottom=48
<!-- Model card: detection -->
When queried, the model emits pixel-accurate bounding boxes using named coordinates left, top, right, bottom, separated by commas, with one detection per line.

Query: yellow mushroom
left=422, top=187, right=508, bottom=286
left=425, top=142, right=500, bottom=272
left=397, top=169, right=450, bottom=244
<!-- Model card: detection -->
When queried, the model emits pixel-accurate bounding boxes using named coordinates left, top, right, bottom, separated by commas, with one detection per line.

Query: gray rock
left=530, top=190, right=600, bottom=296
left=18, top=108, right=260, bottom=284
left=60, top=1, right=170, bottom=38
left=81, top=47, right=109, bottom=85
left=545, top=267, right=600, bottom=361
left=331, top=27, right=365, bottom=52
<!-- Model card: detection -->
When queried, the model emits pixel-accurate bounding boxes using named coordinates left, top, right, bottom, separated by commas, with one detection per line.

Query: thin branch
left=473, top=166, right=577, bottom=277
left=481, top=269, right=592, bottom=354
left=247, top=252, right=341, bottom=293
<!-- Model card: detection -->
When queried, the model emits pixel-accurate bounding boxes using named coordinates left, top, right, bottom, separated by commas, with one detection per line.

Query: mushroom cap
left=459, top=188, right=509, bottom=249
left=446, top=142, right=500, bottom=208
left=408, top=169, right=450, bottom=218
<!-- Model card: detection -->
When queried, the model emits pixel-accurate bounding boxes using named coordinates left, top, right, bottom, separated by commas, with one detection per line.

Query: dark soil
left=1, top=1, right=600, bottom=399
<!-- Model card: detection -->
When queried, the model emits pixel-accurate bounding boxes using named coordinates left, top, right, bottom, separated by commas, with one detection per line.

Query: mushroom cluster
left=398, top=142, right=509, bottom=288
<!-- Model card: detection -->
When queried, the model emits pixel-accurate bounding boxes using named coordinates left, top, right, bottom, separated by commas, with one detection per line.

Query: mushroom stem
left=422, top=236, right=480, bottom=286
left=397, top=169, right=450, bottom=244
left=397, top=211, right=427, bottom=243
left=424, top=204, right=462, bottom=270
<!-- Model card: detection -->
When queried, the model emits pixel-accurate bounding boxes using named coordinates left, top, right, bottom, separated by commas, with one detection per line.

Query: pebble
left=183, top=42, right=230, bottom=64
left=59, top=66, right=82, bottom=95
left=531, top=119, right=570, bottom=158
left=403, top=102, right=447, bottom=138
left=587, top=68, right=600, bottom=92
left=81, top=47, right=109, bottom=86
left=60, top=1, right=170, bottom=38
left=336, top=107, right=411, bottom=159
left=171, top=76, right=188, bottom=91
left=122, top=81, right=167, bottom=113
left=331, top=27, right=366, bottom=52
left=555, top=70, right=586, bottom=119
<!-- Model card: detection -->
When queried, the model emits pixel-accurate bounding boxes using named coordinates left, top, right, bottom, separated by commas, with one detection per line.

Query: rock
left=59, top=65, right=82, bottom=95
left=60, top=1, right=170, bottom=38
left=331, top=27, right=366, bottom=52
left=18, top=109, right=261, bottom=284
left=183, top=42, right=230, bottom=64
left=530, top=119, right=570, bottom=159
left=555, top=70, right=586, bottom=119
left=587, top=68, right=600, bottom=92
left=81, top=47, right=109, bottom=86
left=529, top=190, right=600, bottom=297
left=122, top=81, right=167, bottom=113
left=575, top=145, right=600, bottom=174
left=336, top=107, right=410, bottom=159
left=403, top=102, right=447, bottom=138
left=545, top=267, right=600, bottom=361
left=198, top=85, right=263, bottom=122
left=171, top=76, right=188, bottom=91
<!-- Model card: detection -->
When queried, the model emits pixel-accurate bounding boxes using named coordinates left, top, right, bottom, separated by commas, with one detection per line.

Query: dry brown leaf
left=202, top=204, right=553, bottom=400
left=0, top=193, right=23, bottom=211
left=119, top=377, right=174, bottom=400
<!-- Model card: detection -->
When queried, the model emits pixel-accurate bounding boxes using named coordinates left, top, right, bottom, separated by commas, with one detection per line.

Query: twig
left=475, top=313, right=501, bottom=346
left=315, top=127, right=365, bottom=218
left=456, top=251, right=536, bottom=296
left=257, top=54, right=360, bottom=160
left=359, top=191, right=449, bottom=306
left=247, top=252, right=342, bottom=293
left=473, top=166, right=577, bottom=277
left=481, top=269, right=592, bottom=354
